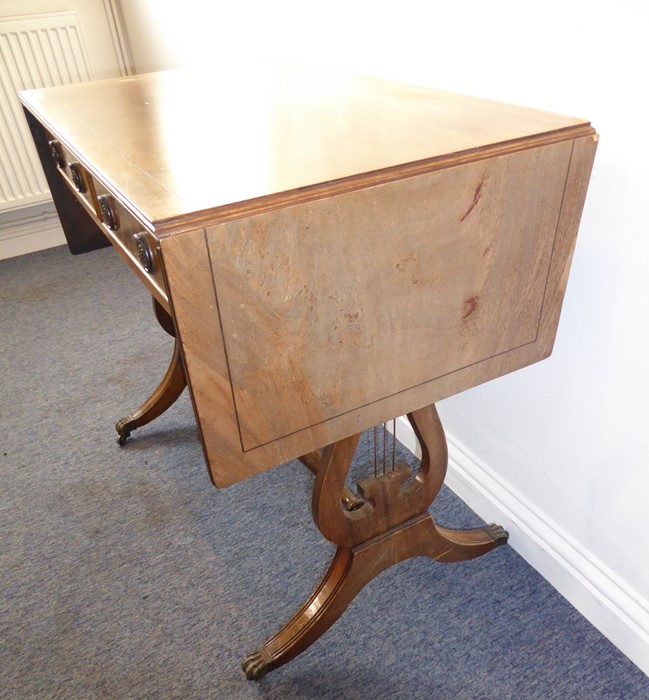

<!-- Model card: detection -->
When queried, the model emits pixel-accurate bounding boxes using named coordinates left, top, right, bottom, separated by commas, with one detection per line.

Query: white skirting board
left=393, top=415, right=649, bottom=677
left=0, top=210, right=66, bottom=260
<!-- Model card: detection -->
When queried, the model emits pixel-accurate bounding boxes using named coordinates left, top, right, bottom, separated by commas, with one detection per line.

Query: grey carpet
left=1, top=245, right=647, bottom=700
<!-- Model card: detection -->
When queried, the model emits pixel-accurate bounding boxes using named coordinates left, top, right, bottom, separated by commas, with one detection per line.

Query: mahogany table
left=20, top=68, right=597, bottom=679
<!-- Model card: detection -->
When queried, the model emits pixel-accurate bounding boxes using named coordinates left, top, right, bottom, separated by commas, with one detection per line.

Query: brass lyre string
left=373, top=425, right=378, bottom=478
left=372, top=419, right=397, bottom=476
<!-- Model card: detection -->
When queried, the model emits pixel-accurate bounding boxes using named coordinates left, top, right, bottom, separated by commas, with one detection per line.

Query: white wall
left=118, top=0, right=649, bottom=673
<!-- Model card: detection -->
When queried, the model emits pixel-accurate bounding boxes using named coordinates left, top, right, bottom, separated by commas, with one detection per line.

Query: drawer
left=47, top=135, right=167, bottom=301
left=47, top=137, right=97, bottom=217
left=92, top=179, right=167, bottom=299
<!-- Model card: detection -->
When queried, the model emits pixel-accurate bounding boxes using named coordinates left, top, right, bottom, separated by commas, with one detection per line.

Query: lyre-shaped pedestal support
left=242, top=404, right=508, bottom=680
left=115, top=298, right=187, bottom=445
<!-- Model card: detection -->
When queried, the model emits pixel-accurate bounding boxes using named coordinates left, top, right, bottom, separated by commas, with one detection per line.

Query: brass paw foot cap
left=242, top=649, right=274, bottom=681
left=484, top=523, right=509, bottom=545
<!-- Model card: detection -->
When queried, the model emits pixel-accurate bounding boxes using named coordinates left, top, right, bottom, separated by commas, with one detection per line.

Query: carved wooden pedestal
left=242, top=404, right=508, bottom=680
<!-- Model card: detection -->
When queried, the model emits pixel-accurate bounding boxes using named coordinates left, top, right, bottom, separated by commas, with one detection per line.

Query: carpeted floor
left=1, top=244, right=648, bottom=700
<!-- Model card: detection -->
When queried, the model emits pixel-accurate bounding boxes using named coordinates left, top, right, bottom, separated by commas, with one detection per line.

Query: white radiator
left=0, top=12, right=93, bottom=213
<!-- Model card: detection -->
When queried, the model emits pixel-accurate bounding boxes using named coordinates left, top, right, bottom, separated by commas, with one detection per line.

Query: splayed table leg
left=116, top=298, right=187, bottom=445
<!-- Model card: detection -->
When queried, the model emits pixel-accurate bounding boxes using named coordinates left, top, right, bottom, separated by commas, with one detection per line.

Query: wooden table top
left=20, top=66, right=592, bottom=233
left=20, top=67, right=597, bottom=486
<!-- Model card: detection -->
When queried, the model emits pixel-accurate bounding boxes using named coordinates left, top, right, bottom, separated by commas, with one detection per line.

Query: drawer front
left=47, top=137, right=98, bottom=217
left=46, top=136, right=167, bottom=301
left=92, top=179, right=166, bottom=295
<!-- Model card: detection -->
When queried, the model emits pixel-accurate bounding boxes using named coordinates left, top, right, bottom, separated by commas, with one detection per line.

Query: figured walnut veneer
left=161, top=135, right=596, bottom=486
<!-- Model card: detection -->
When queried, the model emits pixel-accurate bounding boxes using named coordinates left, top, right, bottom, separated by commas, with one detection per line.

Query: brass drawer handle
left=98, top=194, right=119, bottom=231
left=49, top=140, right=65, bottom=169
left=69, top=162, right=87, bottom=193
left=134, top=232, right=155, bottom=273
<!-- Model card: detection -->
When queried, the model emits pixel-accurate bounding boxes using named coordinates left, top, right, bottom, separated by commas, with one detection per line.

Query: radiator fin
left=0, top=12, right=93, bottom=212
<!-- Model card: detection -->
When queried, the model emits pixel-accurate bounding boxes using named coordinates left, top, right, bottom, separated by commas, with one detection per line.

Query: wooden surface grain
left=208, top=140, right=572, bottom=451
left=19, top=67, right=593, bottom=231
left=160, top=134, right=596, bottom=487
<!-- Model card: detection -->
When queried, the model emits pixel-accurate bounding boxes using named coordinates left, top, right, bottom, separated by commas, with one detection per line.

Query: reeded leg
left=115, top=297, right=187, bottom=445
left=242, top=404, right=509, bottom=680
left=242, top=513, right=507, bottom=680
left=433, top=522, right=509, bottom=561
left=116, top=338, right=187, bottom=444
left=243, top=547, right=356, bottom=680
